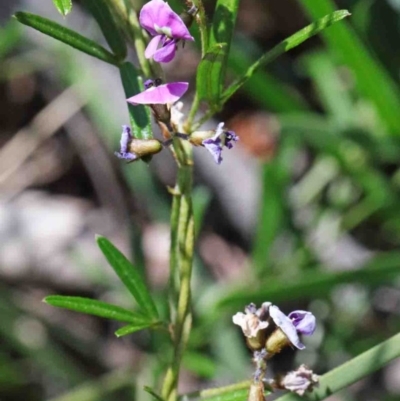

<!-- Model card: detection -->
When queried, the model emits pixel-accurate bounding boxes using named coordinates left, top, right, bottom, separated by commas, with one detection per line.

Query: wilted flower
left=233, top=303, right=270, bottom=350
left=140, top=0, right=194, bottom=63
left=127, top=79, right=189, bottom=105
left=280, top=364, right=319, bottom=396
left=115, top=125, right=162, bottom=162
left=233, top=306, right=269, bottom=338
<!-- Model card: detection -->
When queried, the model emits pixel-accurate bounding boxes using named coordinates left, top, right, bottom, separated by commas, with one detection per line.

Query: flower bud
left=278, top=365, right=319, bottom=396
left=115, top=125, right=163, bottom=162
left=128, top=138, right=163, bottom=158
left=264, top=328, right=291, bottom=356
left=189, top=130, right=215, bottom=146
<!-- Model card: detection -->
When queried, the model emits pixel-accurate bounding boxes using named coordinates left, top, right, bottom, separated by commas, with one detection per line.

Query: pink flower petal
left=153, top=40, right=176, bottom=63
left=127, top=82, right=189, bottom=105
left=140, top=0, right=193, bottom=41
left=145, top=35, right=163, bottom=59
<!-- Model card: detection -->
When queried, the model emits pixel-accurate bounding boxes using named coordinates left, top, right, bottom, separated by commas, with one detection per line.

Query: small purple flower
left=114, top=125, right=138, bottom=161
left=140, top=0, right=194, bottom=63
left=127, top=80, right=189, bottom=105
left=289, top=311, right=316, bottom=336
left=269, top=306, right=316, bottom=350
left=202, top=123, right=239, bottom=164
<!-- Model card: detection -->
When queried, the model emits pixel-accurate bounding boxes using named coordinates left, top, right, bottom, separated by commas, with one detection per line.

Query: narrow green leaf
left=277, top=331, right=400, bottom=401
left=14, top=12, right=118, bottom=65
left=96, top=235, right=159, bottom=319
left=114, top=322, right=155, bottom=337
left=221, top=10, right=351, bottom=104
left=209, top=0, right=239, bottom=92
left=119, top=62, right=153, bottom=140
left=82, top=0, right=127, bottom=60
left=196, top=43, right=227, bottom=108
left=52, top=0, right=72, bottom=17
left=299, top=0, right=400, bottom=135
left=44, top=295, right=150, bottom=324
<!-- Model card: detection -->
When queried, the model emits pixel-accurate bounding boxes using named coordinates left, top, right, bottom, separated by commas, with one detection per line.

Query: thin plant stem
left=192, top=0, right=208, bottom=56
left=162, top=139, right=195, bottom=401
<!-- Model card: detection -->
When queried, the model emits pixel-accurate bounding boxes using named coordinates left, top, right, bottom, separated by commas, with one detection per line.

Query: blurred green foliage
left=2, top=0, right=400, bottom=400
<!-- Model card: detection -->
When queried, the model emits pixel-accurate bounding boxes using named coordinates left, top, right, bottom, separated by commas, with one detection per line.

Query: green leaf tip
left=52, top=0, right=73, bottom=17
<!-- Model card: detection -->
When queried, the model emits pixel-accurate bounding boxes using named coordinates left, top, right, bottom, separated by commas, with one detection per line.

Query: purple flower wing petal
left=289, top=311, right=316, bottom=336
left=203, top=139, right=223, bottom=164
left=145, top=35, right=163, bottom=59
left=153, top=40, right=176, bottom=63
left=127, top=82, right=188, bottom=105
left=269, top=305, right=305, bottom=350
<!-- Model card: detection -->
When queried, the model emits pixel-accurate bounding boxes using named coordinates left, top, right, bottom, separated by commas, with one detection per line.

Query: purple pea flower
left=202, top=122, right=239, bottom=164
left=140, top=0, right=194, bottom=63
left=269, top=305, right=316, bottom=350
left=115, top=125, right=137, bottom=162
left=127, top=80, right=188, bottom=105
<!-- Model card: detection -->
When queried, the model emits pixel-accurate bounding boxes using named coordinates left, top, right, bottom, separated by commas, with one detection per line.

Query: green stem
left=192, top=0, right=209, bottom=56
left=162, top=139, right=195, bottom=401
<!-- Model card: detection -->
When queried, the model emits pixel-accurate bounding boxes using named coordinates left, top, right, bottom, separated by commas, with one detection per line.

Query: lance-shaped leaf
left=119, top=62, right=153, bottom=140
left=196, top=43, right=227, bottom=109
left=96, top=235, right=159, bottom=319
left=44, top=295, right=151, bottom=324
left=14, top=12, right=119, bottom=65
left=52, top=0, right=72, bottom=17
left=115, top=322, right=160, bottom=338
left=221, top=10, right=351, bottom=104
left=208, top=0, right=239, bottom=97
left=82, top=0, right=127, bottom=61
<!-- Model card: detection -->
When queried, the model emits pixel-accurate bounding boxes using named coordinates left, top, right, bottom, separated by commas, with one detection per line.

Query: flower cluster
left=115, top=0, right=239, bottom=164
left=233, top=302, right=319, bottom=397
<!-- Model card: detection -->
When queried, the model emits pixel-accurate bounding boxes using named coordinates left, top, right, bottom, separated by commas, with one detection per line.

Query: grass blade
left=96, top=235, right=159, bottom=319
left=44, top=295, right=150, bottom=324
left=221, top=10, right=350, bottom=104
left=14, top=12, right=118, bottom=65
